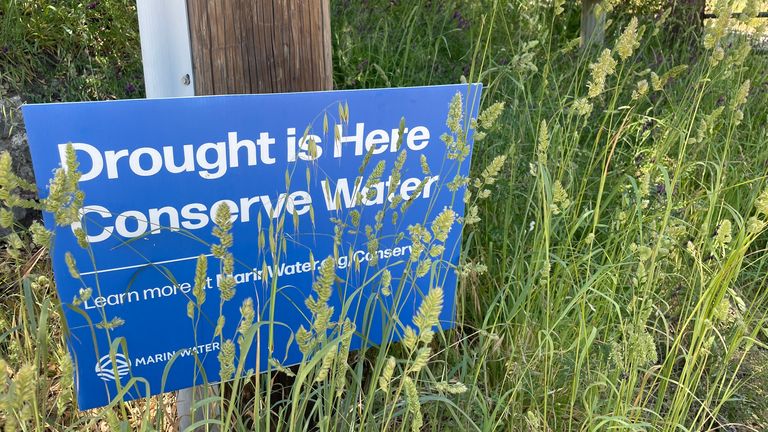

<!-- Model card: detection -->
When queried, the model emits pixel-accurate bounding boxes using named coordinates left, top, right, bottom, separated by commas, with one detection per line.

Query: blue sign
left=22, top=84, right=482, bottom=410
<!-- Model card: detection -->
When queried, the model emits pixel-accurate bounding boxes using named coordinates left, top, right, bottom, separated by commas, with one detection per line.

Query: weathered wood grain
left=186, top=0, right=333, bottom=94
left=580, top=0, right=605, bottom=49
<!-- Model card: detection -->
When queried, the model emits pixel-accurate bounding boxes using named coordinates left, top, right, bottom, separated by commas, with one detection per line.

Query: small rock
left=1, top=95, right=39, bottom=235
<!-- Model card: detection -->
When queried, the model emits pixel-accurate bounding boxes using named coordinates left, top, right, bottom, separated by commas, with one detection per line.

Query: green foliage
left=0, top=0, right=143, bottom=101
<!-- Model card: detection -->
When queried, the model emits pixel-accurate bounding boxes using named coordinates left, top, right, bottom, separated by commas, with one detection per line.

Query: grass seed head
left=537, top=120, right=549, bottom=165
left=587, top=49, right=617, bottom=98
left=64, top=252, right=79, bottom=279
left=615, top=17, right=640, bottom=61
left=378, top=356, right=396, bottom=392
left=631, top=79, right=649, bottom=100
left=413, top=287, right=444, bottom=336
left=431, top=208, right=456, bottom=242
left=403, top=376, right=423, bottom=432
left=218, top=340, right=235, bottom=381
left=572, top=98, right=593, bottom=116
left=238, top=297, right=254, bottom=338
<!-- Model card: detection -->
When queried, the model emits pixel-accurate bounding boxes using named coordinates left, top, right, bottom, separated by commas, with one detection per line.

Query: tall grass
left=2, top=0, right=768, bottom=431
left=0, top=0, right=142, bottom=102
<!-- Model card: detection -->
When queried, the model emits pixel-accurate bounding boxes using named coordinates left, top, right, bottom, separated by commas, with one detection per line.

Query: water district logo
left=95, top=353, right=131, bottom=381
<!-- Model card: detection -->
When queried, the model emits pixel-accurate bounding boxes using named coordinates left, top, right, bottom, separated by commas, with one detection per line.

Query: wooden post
left=181, top=2, right=332, bottom=428
left=137, top=1, right=332, bottom=430
left=186, top=0, right=333, bottom=95
left=581, top=0, right=606, bottom=49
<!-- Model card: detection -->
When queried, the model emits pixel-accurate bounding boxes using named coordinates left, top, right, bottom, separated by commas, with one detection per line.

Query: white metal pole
left=136, top=1, right=201, bottom=431
left=137, top=0, right=195, bottom=99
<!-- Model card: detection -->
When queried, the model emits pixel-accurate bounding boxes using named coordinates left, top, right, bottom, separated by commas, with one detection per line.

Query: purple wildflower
left=642, top=118, right=656, bottom=132
left=453, top=10, right=470, bottom=30
left=716, top=95, right=726, bottom=106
